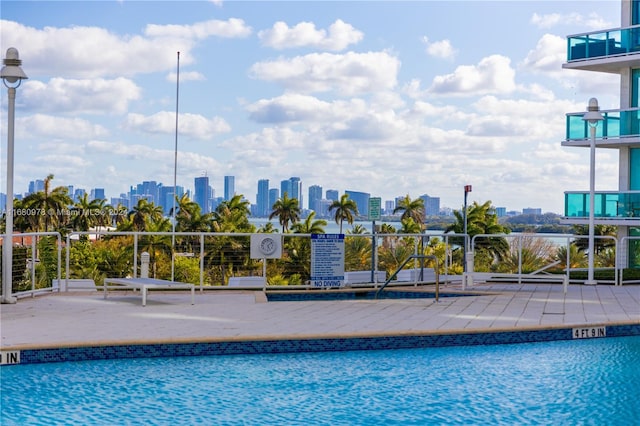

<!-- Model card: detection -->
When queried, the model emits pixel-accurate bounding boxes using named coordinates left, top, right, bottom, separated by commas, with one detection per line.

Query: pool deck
left=1, top=282, right=639, bottom=354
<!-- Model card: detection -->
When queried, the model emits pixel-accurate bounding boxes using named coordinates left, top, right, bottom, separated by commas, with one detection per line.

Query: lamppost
left=1, top=48, right=28, bottom=304
left=582, top=98, right=603, bottom=286
left=462, top=185, right=472, bottom=289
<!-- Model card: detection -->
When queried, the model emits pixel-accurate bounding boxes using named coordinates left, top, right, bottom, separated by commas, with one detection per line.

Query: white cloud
left=520, top=33, right=565, bottom=74
left=422, top=36, right=457, bottom=59
left=429, top=55, right=516, bottom=96
left=166, top=71, right=205, bottom=82
left=247, top=94, right=337, bottom=123
left=17, top=114, right=109, bottom=140
left=123, top=111, right=231, bottom=140
left=144, top=18, right=252, bottom=39
left=530, top=12, right=612, bottom=30
left=0, top=18, right=250, bottom=79
left=22, top=77, right=141, bottom=114
left=258, top=19, right=363, bottom=51
left=81, top=139, right=224, bottom=190
left=250, top=51, right=399, bottom=95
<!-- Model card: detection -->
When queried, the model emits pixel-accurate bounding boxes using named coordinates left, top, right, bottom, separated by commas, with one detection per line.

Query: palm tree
left=328, top=194, right=358, bottom=234
left=398, top=217, right=422, bottom=234
left=173, top=194, right=213, bottom=233
left=258, top=222, right=277, bottom=233
left=349, top=224, right=368, bottom=234
left=20, top=174, right=72, bottom=232
left=70, top=193, right=103, bottom=232
left=69, top=193, right=106, bottom=241
left=291, top=212, right=327, bottom=234
left=269, top=193, right=300, bottom=233
left=393, top=195, right=425, bottom=230
left=212, top=194, right=253, bottom=232
left=445, top=200, right=510, bottom=266
left=128, top=199, right=163, bottom=232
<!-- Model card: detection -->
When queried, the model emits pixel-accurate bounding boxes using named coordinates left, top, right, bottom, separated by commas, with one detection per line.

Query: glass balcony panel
left=568, top=26, right=638, bottom=61
left=564, top=191, right=640, bottom=218
left=565, top=108, right=640, bottom=141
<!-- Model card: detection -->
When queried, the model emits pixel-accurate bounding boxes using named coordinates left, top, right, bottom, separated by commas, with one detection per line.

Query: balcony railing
left=567, top=25, right=640, bottom=61
left=565, top=191, right=640, bottom=219
left=565, top=108, right=640, bottom=141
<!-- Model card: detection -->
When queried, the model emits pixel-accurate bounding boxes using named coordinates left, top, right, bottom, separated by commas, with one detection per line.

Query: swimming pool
left=2, top=336, right=639, bottom=425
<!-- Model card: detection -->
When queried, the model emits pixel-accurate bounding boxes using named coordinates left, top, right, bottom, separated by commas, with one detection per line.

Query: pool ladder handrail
left=375, top=255, right=439, bottom=301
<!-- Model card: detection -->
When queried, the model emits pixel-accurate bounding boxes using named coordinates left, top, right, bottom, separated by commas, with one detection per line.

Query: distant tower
left=257, top=179, right=269, bottom=217
left=194, top=176, right=210, bottom=213
left=280, top=179, right=292, bottom=198
left=308, top=185, right=322, bottom=211
left=91, top=188, right=106, bottom=201
left=289, top=177, right=301, bottom=202
left=326, top=189, right=339, bottom=202
left=268, top=188, right=279, bottom=212
left=224, top=175, right=235, bottom=201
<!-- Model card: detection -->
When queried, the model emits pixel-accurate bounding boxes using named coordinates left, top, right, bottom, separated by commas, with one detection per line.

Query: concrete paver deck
left=1, top=283, right=639, bottom=351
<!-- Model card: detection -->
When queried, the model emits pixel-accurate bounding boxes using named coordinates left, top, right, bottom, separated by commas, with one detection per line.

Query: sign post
left=368, top=197, right=382, bottom=283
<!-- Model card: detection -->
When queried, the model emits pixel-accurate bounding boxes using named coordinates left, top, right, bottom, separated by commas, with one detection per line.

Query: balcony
left=564, top=25, right=640, bottom=73
left=563, top=107, right=640, bottom=148
left=564, top=191, right=640, bottom=224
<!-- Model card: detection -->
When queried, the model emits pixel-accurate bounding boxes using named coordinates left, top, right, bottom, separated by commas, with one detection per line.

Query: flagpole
left=171, top=51, right=180, bottom=281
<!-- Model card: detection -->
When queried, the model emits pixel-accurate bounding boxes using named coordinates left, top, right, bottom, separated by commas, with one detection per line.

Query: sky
left=0, top=0, right=623, bottom=214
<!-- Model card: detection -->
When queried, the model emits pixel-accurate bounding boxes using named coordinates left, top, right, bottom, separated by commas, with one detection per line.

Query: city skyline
left=8, top=172, right=543, bottom=217
left=0, top=1, right=621, bottom=214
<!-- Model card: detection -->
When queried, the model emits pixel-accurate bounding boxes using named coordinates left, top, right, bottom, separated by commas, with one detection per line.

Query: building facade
left=562, top=0, right=640, bottom=268
left=194, top=176, right=210, bottom=214
left=345, top=190, right=370, bottom=217
left=308, top=184, right=323, bottom=211
left=224, top=175, right=235, bottom=201
left=256, top=179, right=269, bottom=217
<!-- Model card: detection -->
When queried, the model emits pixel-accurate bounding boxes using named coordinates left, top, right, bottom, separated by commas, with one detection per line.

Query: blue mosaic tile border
left=266, top=290, right=473, bottom=301
left=10, top=323, right=640, bottom=365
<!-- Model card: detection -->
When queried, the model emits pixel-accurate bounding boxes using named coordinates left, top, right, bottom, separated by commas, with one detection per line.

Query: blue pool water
left=2, top=336, right=639, bottom=425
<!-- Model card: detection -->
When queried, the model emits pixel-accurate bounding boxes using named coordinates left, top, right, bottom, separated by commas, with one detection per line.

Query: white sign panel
left=250, top=234, right=282, bottom=259
left=1, top=350, right=20, bottom=365
left=311, top=234, right=345, bottom=288
left=572, top=327, right=606, bottom=339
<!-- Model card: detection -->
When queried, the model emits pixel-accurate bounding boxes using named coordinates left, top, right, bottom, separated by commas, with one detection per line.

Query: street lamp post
left=582, top=98, right=603, bottom=286
left=1, top=48, right=28, bottom=304
left=462, top=185, right=472, bottom=289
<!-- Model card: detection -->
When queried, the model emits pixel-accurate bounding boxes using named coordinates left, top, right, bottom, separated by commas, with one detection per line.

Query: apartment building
left=562, top=0, right=640, bottom=268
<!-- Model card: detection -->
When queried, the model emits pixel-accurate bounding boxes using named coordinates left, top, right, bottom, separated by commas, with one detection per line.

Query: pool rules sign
left=311, top=234, right=345, bottom=288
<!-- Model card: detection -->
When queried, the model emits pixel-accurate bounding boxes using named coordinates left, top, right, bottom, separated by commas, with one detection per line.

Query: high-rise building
left=345, top=190, right=370, bottom=217
left=289, top=177, right=301, bottom=202
left=74, top=188, right=86, bottom=202
left=194, top=176, right=210, bottom=213
left=384, top=200, right=394, bottom=215
left=280, top=179, right=292, bottom=198
left=326, top=189, right=339, bottom=201
left=256, top=179, right=270, bottom=217
left=224, top=175, right=235, bottom=201
left=268, top=188, right=279, bottom=213
left=562, top=0, right=640, bottom=268
left=159, top=185, right=184, bottom=215
left=420, top=194, right=441, bottom=216
left=90, top=188, right=106, bottom=201
left=28, top=179, right=44, bottom=195
left=308, top=184, right=323, bottom=211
